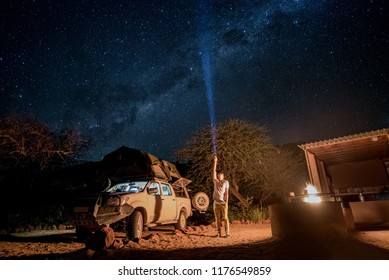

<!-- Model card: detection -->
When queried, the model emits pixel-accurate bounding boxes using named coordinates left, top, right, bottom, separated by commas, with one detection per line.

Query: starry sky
left=1, top=0, right=388, bottom=161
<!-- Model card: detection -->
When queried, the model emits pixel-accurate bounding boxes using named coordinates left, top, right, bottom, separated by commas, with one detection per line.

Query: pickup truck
left=71, top=177, right=207, bottom=240
left=70, top=146, right=209, bottom=241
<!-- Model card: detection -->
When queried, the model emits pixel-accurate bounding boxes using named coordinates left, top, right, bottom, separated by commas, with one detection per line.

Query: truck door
left=159, top=183, right=177, bottom=222
left=147, top=181, right=162, bottom=222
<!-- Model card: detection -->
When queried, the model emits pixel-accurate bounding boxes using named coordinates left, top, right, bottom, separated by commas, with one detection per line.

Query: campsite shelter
left=298, top=128, right=389, bottom=228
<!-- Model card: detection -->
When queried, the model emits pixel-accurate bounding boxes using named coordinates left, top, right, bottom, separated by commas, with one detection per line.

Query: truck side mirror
left=148, top=187, right=159, bottom=195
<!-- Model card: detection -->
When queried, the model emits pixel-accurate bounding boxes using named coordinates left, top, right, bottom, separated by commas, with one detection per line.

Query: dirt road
left=1, top=223, right=389, bottom=259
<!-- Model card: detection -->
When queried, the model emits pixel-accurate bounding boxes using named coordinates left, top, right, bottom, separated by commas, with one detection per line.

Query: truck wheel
left=192, top=192, right=210, bottom=212
left=76, top=227, right=92, bottom=241
left=127, top=210, right=143, bottom=241
left=174, top=211, right=187, bottom=230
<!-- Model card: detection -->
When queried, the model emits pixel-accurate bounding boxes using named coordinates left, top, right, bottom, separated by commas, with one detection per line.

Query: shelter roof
left=298, top=128, right=389, bottom=165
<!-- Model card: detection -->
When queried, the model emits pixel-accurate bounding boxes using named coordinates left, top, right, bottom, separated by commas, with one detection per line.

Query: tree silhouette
left=175, top=119, right=309, bottom=209
left=0, top=114, right=90, bottom=170
left=175, top=119, right=275, bottom=208
left=255, top=144, right=309, bottom=207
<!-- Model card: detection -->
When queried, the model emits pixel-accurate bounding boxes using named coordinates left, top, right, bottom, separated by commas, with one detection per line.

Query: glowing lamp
left=303, top=184, right=322, bottom=204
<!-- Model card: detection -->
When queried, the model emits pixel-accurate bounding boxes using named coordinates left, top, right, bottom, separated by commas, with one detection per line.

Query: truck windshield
left=105, top=181, right=148, bottom=193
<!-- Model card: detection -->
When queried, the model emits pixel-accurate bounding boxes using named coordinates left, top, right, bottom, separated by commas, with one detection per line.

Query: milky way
left=1, top=0, right=388, bottom=161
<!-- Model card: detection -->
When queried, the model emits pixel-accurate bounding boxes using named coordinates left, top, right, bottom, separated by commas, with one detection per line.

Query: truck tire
left=127, top=210, right=143, bottom=241
left=174, top=211, right=187, bottom=230
left=191, top=192, right=210, bottom=212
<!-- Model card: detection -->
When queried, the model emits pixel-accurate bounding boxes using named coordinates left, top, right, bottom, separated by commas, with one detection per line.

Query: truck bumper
left=70, top=206, right=99, bottom=229
left=95, top=204, right=135, bottom=225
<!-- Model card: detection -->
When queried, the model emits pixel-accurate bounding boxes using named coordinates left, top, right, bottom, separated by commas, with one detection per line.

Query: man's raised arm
left=213, top=155, right=218, bottom=181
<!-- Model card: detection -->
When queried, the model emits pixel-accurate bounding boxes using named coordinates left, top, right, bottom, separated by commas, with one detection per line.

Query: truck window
left=105, top=181, right=147, bottom=193
left=162, top=183, right=172, bottom=196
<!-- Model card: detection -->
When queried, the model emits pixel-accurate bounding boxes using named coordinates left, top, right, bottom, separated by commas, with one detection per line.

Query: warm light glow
left=306, top=184, right=319, bottom=195
left=303, top=184, right=322, bottom=204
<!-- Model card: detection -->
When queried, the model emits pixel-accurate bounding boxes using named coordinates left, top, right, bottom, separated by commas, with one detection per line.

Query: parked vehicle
left=70, top=147, right=209, bottom=240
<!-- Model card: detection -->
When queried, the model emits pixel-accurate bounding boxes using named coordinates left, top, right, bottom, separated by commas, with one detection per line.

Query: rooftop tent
left=97, top=146, right=181, bottom=181
left=161, top=160, right=182, bottom=179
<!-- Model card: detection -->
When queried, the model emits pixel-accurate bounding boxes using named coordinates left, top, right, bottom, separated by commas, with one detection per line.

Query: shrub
left=6, top=204, right=70, bottom=231
left=228, top=204, right=269, bottom=223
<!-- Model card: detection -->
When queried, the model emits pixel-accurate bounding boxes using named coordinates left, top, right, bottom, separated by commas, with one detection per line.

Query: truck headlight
left=105, top=196, right=128, bottom=206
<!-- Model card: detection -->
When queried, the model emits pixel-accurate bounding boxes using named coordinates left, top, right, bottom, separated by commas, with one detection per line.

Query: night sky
left=1, top=0, right=388, bottom=161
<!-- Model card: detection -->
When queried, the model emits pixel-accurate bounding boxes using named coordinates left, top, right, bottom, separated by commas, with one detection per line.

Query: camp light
left=303, top=184, right=322, bottom=204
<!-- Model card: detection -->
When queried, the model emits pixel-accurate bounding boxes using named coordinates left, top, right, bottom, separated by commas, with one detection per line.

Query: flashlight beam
left=196, top=0, right=217, bottom=155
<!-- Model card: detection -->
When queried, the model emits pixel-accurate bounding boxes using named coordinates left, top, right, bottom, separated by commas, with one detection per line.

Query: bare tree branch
left=0, top=114, right=90, bottom=170
left=175, top=119, right=274, bottom=209
left=175, top=119, right=309, bottom=208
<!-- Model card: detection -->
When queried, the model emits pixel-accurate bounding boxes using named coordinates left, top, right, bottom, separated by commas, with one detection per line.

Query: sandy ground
left=1, top=223, right=389, bottom=260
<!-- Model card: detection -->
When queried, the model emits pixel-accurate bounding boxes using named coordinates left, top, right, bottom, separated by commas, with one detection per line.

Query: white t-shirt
left=213, top=179, right=229, bottom=202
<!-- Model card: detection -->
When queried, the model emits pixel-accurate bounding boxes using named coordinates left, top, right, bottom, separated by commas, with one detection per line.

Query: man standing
left=212, top=155, right=230, bottom=237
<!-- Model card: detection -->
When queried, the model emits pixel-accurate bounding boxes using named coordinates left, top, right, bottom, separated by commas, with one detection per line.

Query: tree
left=256, top=144, right=309, bottom=207
left=0, top=114, right=90, bottom=170
left=175, top=119, right=275, bottom=208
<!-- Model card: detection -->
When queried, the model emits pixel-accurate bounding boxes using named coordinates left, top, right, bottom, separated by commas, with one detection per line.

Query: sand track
left=1, top=224, right=388, bottom=259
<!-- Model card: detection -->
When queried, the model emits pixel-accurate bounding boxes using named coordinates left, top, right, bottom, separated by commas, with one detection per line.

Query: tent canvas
left=97, top=146, right=182, bottom=181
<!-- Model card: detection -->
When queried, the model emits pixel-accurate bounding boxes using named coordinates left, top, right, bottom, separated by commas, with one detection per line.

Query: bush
left=228, top=205, right=269, bottom=223
left=6, top=204, right=70, bottom=231
left=188, top=210, right=214, bottom=226
left=188, top=203, right=270, bottom=226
